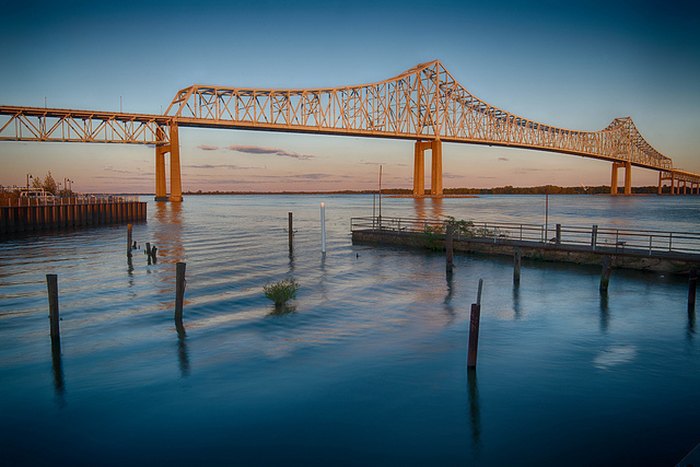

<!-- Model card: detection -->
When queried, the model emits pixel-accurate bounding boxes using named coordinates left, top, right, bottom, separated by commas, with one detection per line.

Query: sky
left=1, top=0, right=699, bottom=193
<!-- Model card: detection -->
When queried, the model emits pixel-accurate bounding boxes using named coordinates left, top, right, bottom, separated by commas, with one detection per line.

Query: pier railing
left=350, top=216, right=700, bottom=256
left=0, top=195, right=140, bottom=207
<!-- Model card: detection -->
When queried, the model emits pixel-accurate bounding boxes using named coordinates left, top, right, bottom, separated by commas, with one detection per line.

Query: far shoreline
left=98, top=185, right=678, bottom=196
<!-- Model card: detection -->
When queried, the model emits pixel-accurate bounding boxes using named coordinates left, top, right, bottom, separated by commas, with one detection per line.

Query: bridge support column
left=155, top=141, right=168, bottom=201
left=154, top=124, right=183, bottom=202
left=657, top=172, right=663, bottom=195
left=413, top=141, right=426, bottom=197
left=671, top=173, right=676, bottom=195
left=624, top=161, right=632, bottom=196
left=610, top=162, right=624, bottom=195
left=430, top=140, right=443, bottom=197
left=169, top=123, right=183, bottom=202
left=683, top=181, right=688, bottom=195
left=413, top=140, right=442, bottom=197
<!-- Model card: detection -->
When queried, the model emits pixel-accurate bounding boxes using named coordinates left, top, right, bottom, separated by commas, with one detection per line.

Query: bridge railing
left=350, top=216, right=700, bottom=256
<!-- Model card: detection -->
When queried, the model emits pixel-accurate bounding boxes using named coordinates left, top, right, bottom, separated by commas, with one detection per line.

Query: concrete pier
left=352, top=223, right=700, bottom=274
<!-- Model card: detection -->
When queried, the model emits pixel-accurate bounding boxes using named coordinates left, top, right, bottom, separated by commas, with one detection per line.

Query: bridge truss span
left=165, top=60, right=673, bottom=172
left=1, top=60, right=698, bottom=201
left=0, top=106, right=170, bottom=144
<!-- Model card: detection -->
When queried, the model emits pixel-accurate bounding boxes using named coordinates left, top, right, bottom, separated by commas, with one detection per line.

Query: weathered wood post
left=555, top=224, right=561, bottom=245
left=600, top=256, right=612, bottom=294
left=46, top=274, right=60, bottom=343
left=513, top=248, right=522, bottom=285
left=288, top=212, right=293, bottom=253
left=320, top=202, right=326, bottom=255
left=467, top=279, right=483, bottom=369
left=445, top=224, right=454, bottom=274
left=689, top=269, right=698, bottom=313
left=127, top=224, right=133, bottom=258
left=174, top=262, right=186, bottom=326
left=591, top=225, right=598, bottom=250
left=146, top=242, right=152, bottom=265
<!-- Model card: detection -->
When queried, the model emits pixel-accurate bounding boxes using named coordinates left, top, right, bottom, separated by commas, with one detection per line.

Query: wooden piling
left=288, top=212, right=293, bottom=252
left=513, top=248, right=522, bottom=285
left=689, top=269, right=698, bottom=313
left=127, top=224, right=133, bottom=258
left=174, top=262, right=186, bottom=325
left=446, top=224, right=454, bottom=273
left=46, top=274, right=60, bottom=342
left=600, top=256, right=612, bottom=294
left=555, top=224, right=561, bottom=245
left=467, top=279, right=483, bottom=369
left=591, top=225, right=598, bottom=250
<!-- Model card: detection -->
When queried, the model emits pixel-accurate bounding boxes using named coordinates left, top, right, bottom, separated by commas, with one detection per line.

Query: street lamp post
left=26, top=174, right=33, bottom=189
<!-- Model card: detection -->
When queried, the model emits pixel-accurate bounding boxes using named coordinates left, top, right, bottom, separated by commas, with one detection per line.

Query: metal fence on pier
left=350, top=216, right=700, bottom=256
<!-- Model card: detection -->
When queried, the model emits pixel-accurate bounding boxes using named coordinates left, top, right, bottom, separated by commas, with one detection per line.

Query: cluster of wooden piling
left=40, top=210, right=698, bottom=383
left=444, top=237, right=698, bottom=370
left=0, top=200, right=147, bottom=234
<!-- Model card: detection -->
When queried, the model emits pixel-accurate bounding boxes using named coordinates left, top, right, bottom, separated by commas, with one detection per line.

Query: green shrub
left=263, top=279, right=299, bottom=306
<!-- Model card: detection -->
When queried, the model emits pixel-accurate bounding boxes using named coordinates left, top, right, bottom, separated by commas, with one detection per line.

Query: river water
left=1, top=194, right=699, bottom=466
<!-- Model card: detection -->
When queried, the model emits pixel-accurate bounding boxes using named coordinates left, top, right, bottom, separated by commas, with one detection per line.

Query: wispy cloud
left=185, top=164, right=256, bottom=170
left=498, top=157, right=509, bottom=162
left=359, top=161, right=408, bottom=167
left=198, top=144, right=220, bottom=151
left=104, top=166, right=134, bottom=174
left=226, top=145, right=315, bottom=160
left=250, top=173, right=351, bottom=181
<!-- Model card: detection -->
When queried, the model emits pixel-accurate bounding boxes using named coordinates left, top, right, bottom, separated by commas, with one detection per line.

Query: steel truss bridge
left=1, top=60, right=698, bottom=201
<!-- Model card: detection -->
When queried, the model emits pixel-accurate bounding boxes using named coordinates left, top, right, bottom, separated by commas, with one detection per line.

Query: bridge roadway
left=1, top=60, right=699, bottom=201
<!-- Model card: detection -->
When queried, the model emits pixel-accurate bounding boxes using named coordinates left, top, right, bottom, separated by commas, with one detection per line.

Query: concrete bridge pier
left=610, top=161, right=632, bottom=196
left=154, top=124, right=183, bottom=202
left=671, top=173, right=676, bottom=195
left=413, top=139, right=443, bottom=197
left=624, top=161, right=632, bottom=195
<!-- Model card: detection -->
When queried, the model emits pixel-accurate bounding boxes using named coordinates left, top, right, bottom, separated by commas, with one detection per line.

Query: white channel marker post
left=320, top=202, right=327, bottom=255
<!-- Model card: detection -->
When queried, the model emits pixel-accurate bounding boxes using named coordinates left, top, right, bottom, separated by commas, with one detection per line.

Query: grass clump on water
left=263, top=279, right=299, bottom=306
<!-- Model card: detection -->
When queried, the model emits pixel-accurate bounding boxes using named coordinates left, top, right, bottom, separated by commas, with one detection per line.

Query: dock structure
left=351, top=217, right=700, bottom=274
left=0, top=197, right=147, bottom=235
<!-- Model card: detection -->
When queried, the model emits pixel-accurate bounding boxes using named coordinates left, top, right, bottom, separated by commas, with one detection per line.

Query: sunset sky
left=1, top=0, right=698, bottom=193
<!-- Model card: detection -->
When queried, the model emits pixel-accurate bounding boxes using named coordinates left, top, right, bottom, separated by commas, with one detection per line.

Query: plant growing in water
left=263, top=279, right=299, bottom=306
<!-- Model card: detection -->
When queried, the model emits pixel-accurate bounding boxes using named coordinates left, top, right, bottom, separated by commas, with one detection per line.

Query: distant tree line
left=185, top=185, right=675, bottom=195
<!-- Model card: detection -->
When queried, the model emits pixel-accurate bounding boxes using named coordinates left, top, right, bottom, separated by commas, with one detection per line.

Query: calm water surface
left=1, top=194, right=699, bottom=466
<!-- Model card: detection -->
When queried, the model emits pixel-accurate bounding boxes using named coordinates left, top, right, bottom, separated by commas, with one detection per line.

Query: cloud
left=94, top=175, right=153, bottom=181
left=498, top=157, right=509, bottom=161
left=443, top=173, right=464, bottom=179
left=104, top=166, right=135, bottom=174
left=198, top=144, right=220, bottom=151
left=513, top=167, right=567, bottom=174
left=250, top=173, right=351, bottom=181
left=185, top=164, right=256, bottom=170
left=226, top=145, right=314, bottom=160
